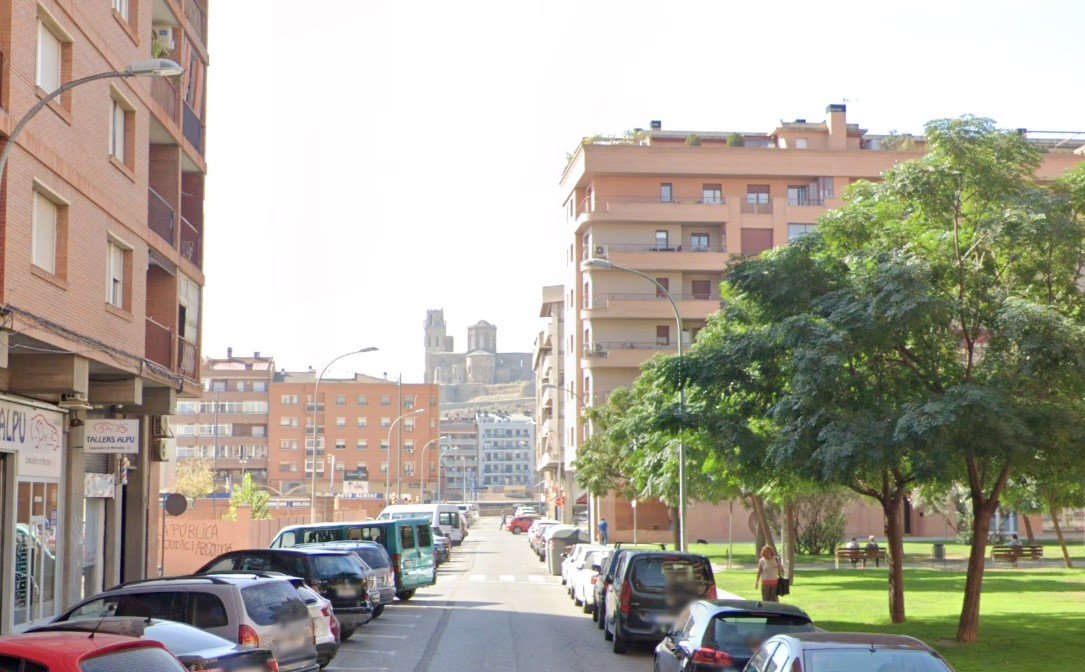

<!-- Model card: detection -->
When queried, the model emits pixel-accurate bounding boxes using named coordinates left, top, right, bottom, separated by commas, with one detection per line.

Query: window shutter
left=37, top=24, right=62, bottom=91
left=108, top=243, right=125, bottom=305
left=33, top=193, right=57, bottom=273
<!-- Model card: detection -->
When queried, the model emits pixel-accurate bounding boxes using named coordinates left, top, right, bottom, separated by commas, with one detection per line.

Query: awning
left=576, top=492, right=588, bottom=505
left=148, top=248, right=176, bottom=276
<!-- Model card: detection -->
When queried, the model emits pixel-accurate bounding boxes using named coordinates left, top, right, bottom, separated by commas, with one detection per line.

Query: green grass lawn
left=712, top=567, right=1085, bottom=672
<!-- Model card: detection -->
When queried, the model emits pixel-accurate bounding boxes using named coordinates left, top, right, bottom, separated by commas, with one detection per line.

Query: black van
left=603, top=551, right=716, bottom=654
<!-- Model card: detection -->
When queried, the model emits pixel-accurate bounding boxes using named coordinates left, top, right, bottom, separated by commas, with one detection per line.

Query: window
left=36, top=21, right=63, bottom=92
left=281, top=395, right=298, bottom=405
left=404, top=441, right=415, bottom=453
left=253, top=381, right=267, bottom=392
left=655, top=277, right=669, bottom=298
left=690, top=233, right=709, bottom=251
left=399, top=525, right=416, bottom=549
left=654, top=230, right=669, bottom=250
left=660, top=183, right=673, bottom=203
left=108, top=95, right=134, bottom=167
left=304, top=460, right=325, bottom=474
left=106, top=240, right=130, bottom=309
left=112, top=0, right=130, bottom=21
left=252, top=426, right=266, bottom=438
left=178, top=273, right=200, bottom=342
left=404, top=396, right=416, bottom=409
left=741, top=228, right=774, bottom=255
left=702, top=183, right=723, bottom=205
left=380, top=395, right=391, bottom=406
left=336, top=417, right=346, bottom=428
left=356, top=417, right=368, bottom=428
left=404, top=419, right=416, bottom=432
left=210, top=380, right=226, bottom=392
left=357, top=395, right=368, bottom=405
left=656, top=325, right=670, bottom=346
left=336, top=395, right=346, bottom=406
left=746, top=185, right=770, bottom=204
left=692, top=280, right=712, bottom=300
left=815, top=176, right=834, bottom=200
left=190, top=593, right=228, bottom=628
left=335, top=440, right=346, bottom=451
left=380, top=417, right=391, bottom=428
left=356, top=440, right=367, bottom=450
left=280, top=440, right=298, bottom=450
left=235, top=381, right=245, bottom=392
left=32, top=191, right=63, bottom=275
left=404, top=462, right=415, bottom=476
left=380, top=440, right=389, bottom=451
left=788, top=224, right=817, bottom=242
left=380, top=462, right=388, bottom=472
left=795, top=138, right=808, bottom=149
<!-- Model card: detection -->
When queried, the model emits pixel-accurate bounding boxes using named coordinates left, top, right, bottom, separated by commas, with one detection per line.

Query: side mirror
left=591, top=564, right=602, bottom=573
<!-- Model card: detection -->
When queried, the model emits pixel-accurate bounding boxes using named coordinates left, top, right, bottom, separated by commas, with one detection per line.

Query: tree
left=172, top=459, right=214, bottom=500
left=223, top=473, right=271, bottom=521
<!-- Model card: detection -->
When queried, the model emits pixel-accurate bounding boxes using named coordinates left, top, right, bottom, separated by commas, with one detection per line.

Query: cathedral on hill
left=424, top=309, right=532, bottom=385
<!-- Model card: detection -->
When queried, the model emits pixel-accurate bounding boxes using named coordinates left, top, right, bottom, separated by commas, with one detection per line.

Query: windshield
left=241, top=582, right=309, bottom=626
left=80, top=647, right=188, bottom=672
left=706, top=615, right=815, bottom=658
left=388, top=512, right=431, bottom=520
left=805, top=649, right=952, bottom=672
left=312, top=554, right=364, bottom=579
left=631, top=556, right=712, bottom=594
left=352, top=545, right=391, bottom=569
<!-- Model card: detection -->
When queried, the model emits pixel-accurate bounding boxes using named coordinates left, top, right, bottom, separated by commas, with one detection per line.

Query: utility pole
left=396, top=374, right=403, bottom=501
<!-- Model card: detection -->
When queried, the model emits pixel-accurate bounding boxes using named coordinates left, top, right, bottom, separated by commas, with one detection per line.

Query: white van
left=377, top=504, right=466, bottom=545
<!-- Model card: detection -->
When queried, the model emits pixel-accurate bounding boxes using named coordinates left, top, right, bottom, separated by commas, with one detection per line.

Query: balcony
left=586, top=243, right=730, bottom=273
left=587, top=293, right=722, bottom=320
left=180, top=215, right=201, bottom=266
left=146, top=317, right=172, bottom=369
left=148, top=188, right=176, bottom=246
left=183, top=102, right=204, bottom=155
left=178, top=336, right=198, bottom=380
left=185, top=0, right=207, bottom=47
left=740, top=200, right=773, bottom=214
left=583, top=341, right=676, bottom=368
left=578, top=194, right=729, bottom=223
left=150, top=76, right=180, bottom=125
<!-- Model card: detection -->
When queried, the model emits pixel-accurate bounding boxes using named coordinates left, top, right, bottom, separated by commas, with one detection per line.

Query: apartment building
left=436, top=415, right=478, bottom=499
left=562, top=104, right=1085, bottom=541
left=533, top=285, right=572, bottom=521
left=268, top=373, right=440, bottom=503
left=476, top=412, right=535, bottom=491
left=172, top=350, right=272, bottom=488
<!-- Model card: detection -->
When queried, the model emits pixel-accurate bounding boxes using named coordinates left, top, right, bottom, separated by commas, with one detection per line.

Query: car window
left=400, top=525, right=416, bottom=550
left=765, top=641, right=790, bottom=672
left=80, top=647, right=188, bottom=672
left=266, top=553, right=307, bottom=577
left=202, top=555, right=240, bottom=572
left=804, top=649, right=952, bottom=672
left=234, top=554, right=275, bottom=572
left=148, top=623, right=235, bottom=654
left=113, top=593, right=186, bottom=622
left=272, top=532, right=293, bottom=548
left=354, top=527, right=386, bottom=545
left=438, top=512, right=456, bottom=526
left=190, top=592, right=229, bottom=629
left=241, top=582, right=309, bottom=626
left=312, top=555, right=363, bottom=579
left=353, top=545, right=390, bottom=569
left=672, top=606, right=694, bottom=638
left=0, top=656, right=46, bottom=672
left=747, top=643, right=778, bottom=672
left=706, top=615, right=814, bottom=656
left=67, top=596, right=120, bottom=620
left=416, top=525, right=432, bottom=547
left=631, top=556, right=712, bottom=593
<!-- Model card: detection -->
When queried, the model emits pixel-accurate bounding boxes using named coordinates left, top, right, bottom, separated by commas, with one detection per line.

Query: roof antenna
left=87, top=614, right=107, bottom=640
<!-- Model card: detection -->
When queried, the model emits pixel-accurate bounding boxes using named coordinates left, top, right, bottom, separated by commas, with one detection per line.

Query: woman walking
left=755, top=545, right=783, bottom=603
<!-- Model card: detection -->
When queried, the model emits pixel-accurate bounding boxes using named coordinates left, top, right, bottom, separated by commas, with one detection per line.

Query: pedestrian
left=864, top=535, right=880, bottom=568
left=500, top=512, right=507, bottom=530
left=598, top=517, right=609, bottom=545
left=755, top=545, right=782, bottom=603
left=1008, top=533, right=1023, bottom=567
left=846, top=537, right=860, bottom=568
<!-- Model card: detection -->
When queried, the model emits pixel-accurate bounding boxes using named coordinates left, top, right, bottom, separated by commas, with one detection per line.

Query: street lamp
left=419, top=436, right=446, bottom=502
left=0, top=59, right=184, bottom=181
left=310, top=347, right=378, bottom=523
left=385, top=408, right=425, bottom=502
left=435, top=447, right=456, bottom=503
left=581, top=257, right=688, bottom=552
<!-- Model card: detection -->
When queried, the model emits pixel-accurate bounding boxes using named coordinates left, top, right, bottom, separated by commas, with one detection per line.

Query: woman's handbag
left=776, top=577, right=791, bottom=596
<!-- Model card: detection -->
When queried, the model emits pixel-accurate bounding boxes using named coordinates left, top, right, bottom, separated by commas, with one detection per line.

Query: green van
left=271, top=519, right=436, bottom=600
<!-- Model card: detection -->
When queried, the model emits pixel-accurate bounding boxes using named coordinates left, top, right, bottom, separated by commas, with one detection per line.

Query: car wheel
left=591, top=603, right=599, bottom=622
left=373, top=604, right=385, bottom=618
left=512, top=528, right=522, bottom=535
left=340, top=627, right=356, bottom=641
left=604, top=616, right=614, bottom=641
left=582, top=600, right=592, bottom=614
left=574, top=594, right=583, bottom=607
left=396, top=590, right=416, bottom=601
left=612, top=623, right=628, bottom=654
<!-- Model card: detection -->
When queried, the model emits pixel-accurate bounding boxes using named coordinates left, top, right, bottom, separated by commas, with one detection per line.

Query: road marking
left=357, top=633, right=408, bottom=639
left=499, top=574, right=515, bottom=582
left=527, top=575, right=546, bottom=583
left=468, top=574, right=486, bottom=582
left=379, top=613, right=422, bottom=619
left=368, top=622, right=416, bottom=628
left=325, top=668, right=389, bottom=671
left=344, top=649, right=398, bottom=655
left=439, top=575, right=457, bottom=582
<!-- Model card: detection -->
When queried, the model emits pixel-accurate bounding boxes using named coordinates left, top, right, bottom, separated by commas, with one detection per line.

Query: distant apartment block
left=533, top=285, right=569, bottom=520
left=476, top=412, right=535, bottom=490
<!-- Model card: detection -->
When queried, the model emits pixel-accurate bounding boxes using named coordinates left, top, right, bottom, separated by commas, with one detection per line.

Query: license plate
left=336, top=585, right=358, bottom=598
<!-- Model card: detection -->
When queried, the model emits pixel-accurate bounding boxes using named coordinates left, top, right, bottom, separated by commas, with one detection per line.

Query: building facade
left=423, top=309, right=532, bottom=386
left=0, top=0, right=208, bottom=632
left=436, top=416, right=478, bottom=500
left=561, top=104, right=1085, bottom=540
left=533, top=285, right=572, bottom=521
left=476, top=412, right=535, bottom=491
left=267, top=373, right=440, bottom=504
left=172, top=350, right=272, bottom=488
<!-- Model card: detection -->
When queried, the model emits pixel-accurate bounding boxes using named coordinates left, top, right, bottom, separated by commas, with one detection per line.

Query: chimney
left=227, top=347, right=233, bottom=359
left=254, top=351, right=260, bottom=358
left=826, top=103, right=847, bottom=150
left=650, top=120, right=662, bottom=130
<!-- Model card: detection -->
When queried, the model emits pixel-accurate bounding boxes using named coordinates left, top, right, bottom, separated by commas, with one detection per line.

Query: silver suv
left=54, top=574, right=319, bottom=672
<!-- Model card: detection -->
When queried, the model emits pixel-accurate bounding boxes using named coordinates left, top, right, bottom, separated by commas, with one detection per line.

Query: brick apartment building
left=0, top=0, right=208, bottom=631
left=172, top=350, right=272, bottom=488
left=533, top=284, right=568, bottom=521
left=268, top=373, right=440, bottom=503
left=560, top=104, right=1085, bottom=542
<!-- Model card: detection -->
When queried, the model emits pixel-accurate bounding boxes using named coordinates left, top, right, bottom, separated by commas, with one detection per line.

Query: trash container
left=932, top=543, right=945, bottom=560
left=546, top=526, right=590, bottom=575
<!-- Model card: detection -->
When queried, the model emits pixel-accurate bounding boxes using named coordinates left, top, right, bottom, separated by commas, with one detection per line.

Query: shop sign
left=85, top=419, right=140, bottom=454
left=84, top=473, right=116, bottom=498
left=0, top=399, right=63, bottom=479
left=342, top=480, right=370, bottom=495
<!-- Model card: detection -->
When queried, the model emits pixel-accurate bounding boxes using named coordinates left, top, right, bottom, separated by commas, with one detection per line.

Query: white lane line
left=527, top=575, right=546, bottom=583
left=499, top=574, right=515, bottom=582
left=343, top=649, right=397, bottom=655
left=325, top=668, right=388, bottom=671
left=377, top=614, right=422, bottom=619
left=356, top=633, right=408, bottom=639
left=468, top=574, right=486, bottom=582
left=366, top=623, right=416, bottom=628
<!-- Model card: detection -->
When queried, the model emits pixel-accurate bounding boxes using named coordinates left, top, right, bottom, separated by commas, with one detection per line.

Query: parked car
left=514, top=505, right=538, bottom=517
left=506, top=515, right=538, bottom=534
left=456, top=503, right=479, bottom=526
left=303, top=540, right=397, bottom=614
left=746, top=632, right=955, bottom=672
left=195, top=548, right=375, bottom=640
left=603, top=551, right=717, bottom=653
left=430, top=527, right=452, bottom=564
left=561, top=543, right=604, bottom=587
left=377, top=504, right=466, bottom=545
left=53, top=574, right=319, bottom=672
left=571, top=548, right=610, bottom=613
left=652, top=600, right=815, bottom=672
left=527, top=520, right=560, bottom=558
left=31, top=618, right=277, bottom=672
left=0, top=631, right=190, bottom=672
left=271, top=519, right=437, bottom=601
left=289, top=580, right=339, bottom=668
left=593, top=548, right=632, bottom=628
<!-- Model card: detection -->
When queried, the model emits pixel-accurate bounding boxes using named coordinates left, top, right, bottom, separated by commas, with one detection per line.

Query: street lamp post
left=385, top=409, right=425, bottom=503
left=436, top=447, right=456, bottom=503
left=0, top=60, right=184, bottom=181
left=419, top=436, right=445, bottom=502
left=582, top=257, right=687, bottom=552
left=309, top=347, right=378, bottom=523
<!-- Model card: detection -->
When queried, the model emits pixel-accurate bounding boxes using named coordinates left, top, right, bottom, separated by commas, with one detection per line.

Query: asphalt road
left=326, top=517, right=652, bottom=672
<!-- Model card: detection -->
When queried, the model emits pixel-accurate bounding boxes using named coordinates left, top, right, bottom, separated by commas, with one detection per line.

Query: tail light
left=310, top=610, right=318, bottom=645
left=619, top=580, right=632, bottom=615
left=266, top=659, right=279, bottom=672
left=239, top=624, right=260, bottom=647
left=330, top=613, right=340, bottom=642
left=691, top=648, right=735, bottom=667
left=391, top=554, right=402, bottom=578
left=591, top=575, right=599, bottom=585
left=706, top=583, right=718, bottom=600
left=791, top=657, right=803, bottom=672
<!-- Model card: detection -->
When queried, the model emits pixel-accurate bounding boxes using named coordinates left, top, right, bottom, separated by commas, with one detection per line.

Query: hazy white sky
left=203, top=0, right=1085, bottom=382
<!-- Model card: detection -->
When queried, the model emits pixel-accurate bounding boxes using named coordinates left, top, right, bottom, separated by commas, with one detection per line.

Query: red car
left=0, top=631, right=189, bottom=672
left=507, top=515, right=538, bottom=534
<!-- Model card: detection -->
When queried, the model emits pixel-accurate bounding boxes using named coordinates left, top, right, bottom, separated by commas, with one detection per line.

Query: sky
left=202, top=0, right=1085, bottom=383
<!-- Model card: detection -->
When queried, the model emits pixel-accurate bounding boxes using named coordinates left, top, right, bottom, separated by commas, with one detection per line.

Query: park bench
left=834, top=547, right=888, bottom=569
left=991, top=544, right=1043, bottom=566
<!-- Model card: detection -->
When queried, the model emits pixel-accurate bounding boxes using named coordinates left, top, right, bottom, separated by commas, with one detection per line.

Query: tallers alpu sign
left=85, top=419, right=140, bottom=454
left=0, top=397, right=63, bottom=479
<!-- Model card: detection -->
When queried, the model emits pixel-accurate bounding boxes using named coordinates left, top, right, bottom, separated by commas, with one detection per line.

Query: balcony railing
left=590, top=292, right=720, bottom=306
left=185, top=0, right=207, bottom=46
left=146, top=317, right=172, bottom=368
left=584, top=341, right=676, bottom=357
left=150, top=76, right=180, bottom=124
left=183, top=102, right=204, bottom=155
left=180, top=215, right=201, bottom=267
left=148, top=188, right=176, bottom=245
left=177, top=336, right=198, bottom=380
left=584, top=243, right=726, bottom=259
left=580, top=194, right=726, bottom=214
left=741, top=200, right=773, bottom=214
left=787, top=195, right=825, bottom=207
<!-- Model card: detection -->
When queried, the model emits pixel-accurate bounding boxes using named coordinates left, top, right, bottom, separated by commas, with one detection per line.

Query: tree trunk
left=956, top=503, right=996, bottom=643
left=670, top=506, right=680, bottom=550
left=883, top=492, right=907, bottom=624
left=1021, top=514, right=1035, bottom=544
left=749, top=494, right=777, bottom=554
left=784, top=501, right=797, bottom=584
left=1049, top=500, right=1074, bottom=569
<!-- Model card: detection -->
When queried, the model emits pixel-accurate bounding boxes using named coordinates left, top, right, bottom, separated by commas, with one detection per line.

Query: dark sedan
left=31, top=618, right=275, bottom=672
left=654, top=600, right=815, bottom=672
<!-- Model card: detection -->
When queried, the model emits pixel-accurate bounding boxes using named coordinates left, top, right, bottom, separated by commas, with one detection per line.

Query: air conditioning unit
left=152, top=438, right=174, bottom=462
left=153, top=25, right=176, bottom=51
left=593, top=245, right=608, bottom=258
left=152, top=415, right=174, bottom=438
